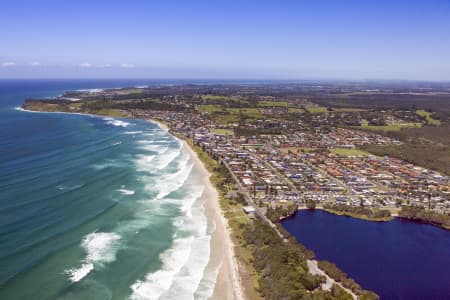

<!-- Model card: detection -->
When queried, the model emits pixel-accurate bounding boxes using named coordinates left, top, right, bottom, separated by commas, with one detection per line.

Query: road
left=307, top=260, right=358, bottom=299
left=220, top=157, right=359, bottom=298
left=221, top=159, right=286, bottom=240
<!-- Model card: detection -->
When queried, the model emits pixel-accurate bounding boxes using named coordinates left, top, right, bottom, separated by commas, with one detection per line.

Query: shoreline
left=290, top=207, right=450, bottom=231
left=320, top=208, right=393, bottom=222
left=149, top=118, right=244, bottom=299
left=184, top=138, right=244, bottom=300
left=18, top=107, right=244, bottom=298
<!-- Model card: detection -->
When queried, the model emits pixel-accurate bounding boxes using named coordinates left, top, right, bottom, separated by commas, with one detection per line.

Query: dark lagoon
left=282, top=210, right=450, bottom=300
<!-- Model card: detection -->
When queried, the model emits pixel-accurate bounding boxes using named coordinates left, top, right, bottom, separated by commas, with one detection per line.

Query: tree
left=306, top=199, right=316, bottom=209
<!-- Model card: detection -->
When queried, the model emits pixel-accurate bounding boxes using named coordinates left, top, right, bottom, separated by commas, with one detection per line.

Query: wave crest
left=65, top=232, right=121, bottom=283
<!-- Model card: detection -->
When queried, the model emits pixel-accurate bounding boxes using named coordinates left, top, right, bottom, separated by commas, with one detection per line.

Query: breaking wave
left=60, top=122, right=217, bottom=298
left=65, top=232, right=121, bottom=282
left=129, top=186, right=213, bottom=300
left=103, top=117, right=131, bottom=127
left=116, top=189, right=135, bottom=195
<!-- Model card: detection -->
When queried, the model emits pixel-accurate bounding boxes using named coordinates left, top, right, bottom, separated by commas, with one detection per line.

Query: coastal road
left=221, top=160, right=286, bottom=240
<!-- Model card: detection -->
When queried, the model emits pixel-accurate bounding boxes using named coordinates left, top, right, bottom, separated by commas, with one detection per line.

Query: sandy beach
left=150, top=119, right=244, bottom=300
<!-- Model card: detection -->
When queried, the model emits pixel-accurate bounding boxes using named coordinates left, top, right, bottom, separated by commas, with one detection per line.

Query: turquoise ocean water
left=0, top=80, right=217, bottom=299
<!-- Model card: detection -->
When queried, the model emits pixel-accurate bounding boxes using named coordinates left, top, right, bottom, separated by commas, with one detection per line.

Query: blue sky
left=1, top=0, right=450, bottom=80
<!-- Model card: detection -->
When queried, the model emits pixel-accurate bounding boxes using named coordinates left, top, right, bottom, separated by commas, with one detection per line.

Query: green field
left=257, top=101, right=289, bottom=107
left=416, top=109, right=441, bottom=125
left=356, top=119, right=422, bottom=132
left=197, top=104, right=224, bottom=112
left=95, top=108, right=132, bottom=118
left=214, top=114, right=240, bottom=125
left=201, top=95, right=239, bottom=101
left=288, top=107, right=304, bottom=113
left=211, top=128, right=234, bottom=136
left=332, top=108, right=368, bottom=112
left=306, top=105, right=329, bottom=113
left=226, top=108, right=263, bottom=119
left=329, top=148, right=371, bottom=156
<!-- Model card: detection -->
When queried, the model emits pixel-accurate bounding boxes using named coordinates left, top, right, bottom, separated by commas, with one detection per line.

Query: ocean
left=0, top=80, right=218, bottom=299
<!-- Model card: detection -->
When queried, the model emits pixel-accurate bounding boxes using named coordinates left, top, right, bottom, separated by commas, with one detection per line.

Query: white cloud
left=79, top=63, right=92, bottom=68
left=121, top=63, right=134, bottom=68
left=2, top=62, right=16, bottom=67
left=30, top=61, right=40, bottom=66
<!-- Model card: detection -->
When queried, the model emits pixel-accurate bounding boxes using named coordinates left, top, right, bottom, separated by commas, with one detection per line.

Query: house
left=243, top=206, right=257, bottom=216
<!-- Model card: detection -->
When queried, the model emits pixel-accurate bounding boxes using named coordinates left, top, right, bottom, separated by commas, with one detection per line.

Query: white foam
left=91, top=160, right=124, bottom=170
left=155, top=163, right=193, bottom=200
left=82, top=232, right=121, bottom=263
left=130, top=236, right=195, bottom=300
left=137, top=143, right=168, bottom=155
left=77, top=88, right=104, bottom=93
left=124, top=131, right=144, bottom=135
left=181, top=186, right=204, bottom=219
left=112, top=141, right=122, bottom=146
left=194, top=260, right=222, bottom=300
left=15, top=107, right=96, bottom=118
left=66, top=263, right=94, bottom=283
left=129, top=185, right=212, bottom=300
left=153, top=148, right=182, bottom=170
left=135, top=155, right=156, bottom=172
left=117, top=189, right=135, bottom=195
left=64, top=232, right=121, bottom=283
left=61, top=97, right=81, bottom=101
left=57, top=184, right=83, bottom=191
left=105, top=119, right=131, bottom=127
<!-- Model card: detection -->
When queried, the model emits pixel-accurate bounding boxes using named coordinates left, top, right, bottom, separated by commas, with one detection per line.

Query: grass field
left=329, top=148, right=371, bottom=156
left=416, top=109, right=441, bottom=125
left=197, top=104, right=224, bottom=112
left=306, top=105, right=329, bottom=113
left=357, top=119, right=423, bottom=132
left=332, top=108, right=368, bottom=112
left=288, top=107, right=304, bottom=113
left=201, top=95, right=239, bottom=101
left=257, top=101, right=289, bottom=107
left=226, top=108, right=263, bottom=119
left=211, top=128, right=234, bottom=136
left=214, top=114, right=240, bottom=125
left=90, top=108, right=132, bottom=117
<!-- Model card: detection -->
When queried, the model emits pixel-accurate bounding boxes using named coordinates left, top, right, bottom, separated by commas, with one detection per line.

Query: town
left=24, top=84, right=450, bottom=221
left=125, top=92, right=450, bottom=220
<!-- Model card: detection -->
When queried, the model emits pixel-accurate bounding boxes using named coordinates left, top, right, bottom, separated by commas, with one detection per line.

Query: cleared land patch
left=257, top=101, right=289, bottom=107
left=306, top=105, right=329, bottom=113
left=416, top=109, right=441, bottom=125
left=329, top=148, right=371, bottom=156
left=211, top=128, right=234, bottom=136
